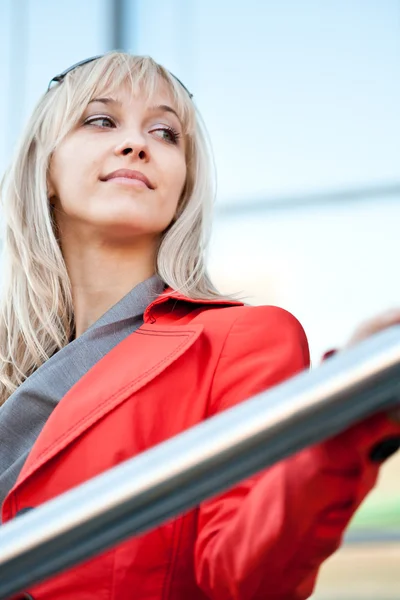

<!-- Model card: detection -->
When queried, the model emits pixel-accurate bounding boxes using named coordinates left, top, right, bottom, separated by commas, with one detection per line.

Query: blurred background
left=0, top=0, right=399, bottom=597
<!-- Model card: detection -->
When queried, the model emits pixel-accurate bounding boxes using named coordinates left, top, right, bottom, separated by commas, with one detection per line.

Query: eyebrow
left=88, top=97, right=122, bottom=106
left=148, top=104, right=181, bottom=122
left=88, top=99, right=181, bottom=123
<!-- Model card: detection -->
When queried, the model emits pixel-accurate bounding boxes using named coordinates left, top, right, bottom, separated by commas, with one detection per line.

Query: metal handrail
left=0, top=327, right=400, bottom=598
left=345, top=529, right=400, bottom=545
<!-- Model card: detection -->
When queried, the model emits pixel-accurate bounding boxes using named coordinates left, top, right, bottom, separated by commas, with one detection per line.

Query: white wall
left=210, top=199, right=400, bottom=363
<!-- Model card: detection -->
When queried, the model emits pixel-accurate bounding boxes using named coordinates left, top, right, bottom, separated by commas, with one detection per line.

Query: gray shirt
left=0, top=274, right=165, bottom=509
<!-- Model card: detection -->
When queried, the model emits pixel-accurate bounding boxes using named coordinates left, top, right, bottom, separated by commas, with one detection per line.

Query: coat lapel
left=14, top=321, right=204, bottom=490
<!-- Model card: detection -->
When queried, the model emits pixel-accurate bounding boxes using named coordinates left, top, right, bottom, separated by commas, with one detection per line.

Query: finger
left=346, top=308, right=400, bottom=348
left=364, top=310, right=400, bottom=335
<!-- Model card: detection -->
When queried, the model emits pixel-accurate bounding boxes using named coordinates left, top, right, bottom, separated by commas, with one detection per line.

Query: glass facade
left=1, top=1, right=399, bottom=596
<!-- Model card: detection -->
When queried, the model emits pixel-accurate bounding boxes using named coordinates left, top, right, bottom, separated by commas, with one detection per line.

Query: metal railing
left=345, top=529, right=400, bottom=544
left=216, top=182, right=400, bottom=215
left=0, top=327, right=400, bottom=598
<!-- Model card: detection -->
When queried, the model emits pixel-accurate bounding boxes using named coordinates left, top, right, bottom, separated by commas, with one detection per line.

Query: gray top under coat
left=0, top=275, right=165, bottom=510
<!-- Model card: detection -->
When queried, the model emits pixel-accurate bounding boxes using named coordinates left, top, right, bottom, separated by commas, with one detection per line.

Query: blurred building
left=1, top=1, right=400, bottom=596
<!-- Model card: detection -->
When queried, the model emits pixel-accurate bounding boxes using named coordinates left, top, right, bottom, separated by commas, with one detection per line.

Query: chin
left=91, top=216, right=167, bottom=241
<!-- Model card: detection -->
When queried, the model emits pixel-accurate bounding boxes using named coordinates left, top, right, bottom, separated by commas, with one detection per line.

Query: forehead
left=88, top=73, right=193, bottom=134
left=96, top=80, right=174, bottom=108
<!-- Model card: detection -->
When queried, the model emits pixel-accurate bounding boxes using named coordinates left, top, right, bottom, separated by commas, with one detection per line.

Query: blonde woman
left=0, top=52, right=399, bottom=600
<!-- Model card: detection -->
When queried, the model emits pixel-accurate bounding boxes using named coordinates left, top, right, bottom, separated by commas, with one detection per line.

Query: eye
left=150, top=126, right=181, bottom=145
left=84, top=115, right=116, bottom=129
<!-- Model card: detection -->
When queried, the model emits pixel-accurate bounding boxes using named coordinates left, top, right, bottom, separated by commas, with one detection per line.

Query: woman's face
left=48, top=82, right=187, bottom=243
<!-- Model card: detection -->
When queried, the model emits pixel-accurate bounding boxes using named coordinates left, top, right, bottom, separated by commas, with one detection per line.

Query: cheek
left=162, top=155, right=187, bottom=208
left=50, top=140, right=99, bottom=202
left=148, top=157, right=186, bottom=233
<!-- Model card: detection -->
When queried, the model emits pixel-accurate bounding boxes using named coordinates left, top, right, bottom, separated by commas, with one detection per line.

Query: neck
left=61, top=234, right=158, bottom=338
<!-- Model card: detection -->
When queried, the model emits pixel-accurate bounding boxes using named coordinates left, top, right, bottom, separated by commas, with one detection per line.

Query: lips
left=102, top=169, right=154, bottom=189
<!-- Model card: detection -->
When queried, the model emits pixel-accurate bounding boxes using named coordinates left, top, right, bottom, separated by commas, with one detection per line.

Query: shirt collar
left=87, top=274, right=166, bottom=332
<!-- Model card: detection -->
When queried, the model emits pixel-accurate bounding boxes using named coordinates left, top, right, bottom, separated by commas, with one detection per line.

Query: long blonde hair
left=0, top=52, right=224, bottom=404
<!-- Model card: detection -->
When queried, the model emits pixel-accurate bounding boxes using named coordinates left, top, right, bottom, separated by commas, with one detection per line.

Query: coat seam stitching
left=162, top=516, right=185, bottom=600
left=207, top=310, right=246, bottom=415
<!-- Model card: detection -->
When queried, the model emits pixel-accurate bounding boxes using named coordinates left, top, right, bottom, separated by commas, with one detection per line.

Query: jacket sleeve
left=194, top=305, right=400, bottom=600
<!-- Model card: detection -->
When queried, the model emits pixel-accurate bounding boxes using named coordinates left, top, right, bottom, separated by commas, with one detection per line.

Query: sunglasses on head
left=47, top=55, right=194, bottom=99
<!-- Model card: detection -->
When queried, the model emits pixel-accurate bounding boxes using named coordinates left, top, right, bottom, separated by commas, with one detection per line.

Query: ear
left=47, top=191, right=57, bottom=208
left=47, top=182, right=57, bottom=209
left=46, top=160, right=56, bottom=200
left=47, top=173, right=55, bottom=198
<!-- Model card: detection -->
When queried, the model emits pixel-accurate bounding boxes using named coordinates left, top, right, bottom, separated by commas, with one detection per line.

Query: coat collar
left=11, top=290, right=242, bottom=496
left=144, top=288, right=243, bottom=323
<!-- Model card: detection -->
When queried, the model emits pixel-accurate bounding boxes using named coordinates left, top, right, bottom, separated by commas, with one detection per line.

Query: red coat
left=3, top=290, right=399, bottom=600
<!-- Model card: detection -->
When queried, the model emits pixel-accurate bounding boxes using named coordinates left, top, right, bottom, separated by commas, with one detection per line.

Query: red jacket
left=3, top=290, right=399, bottom=600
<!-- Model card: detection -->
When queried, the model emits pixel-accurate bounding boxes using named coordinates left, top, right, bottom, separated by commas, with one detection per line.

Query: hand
left=345, top=309, right=400, bottom=423
left=345, top=308, right=400, bottom=349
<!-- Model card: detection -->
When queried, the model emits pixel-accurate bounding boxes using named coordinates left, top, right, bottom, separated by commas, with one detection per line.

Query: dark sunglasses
left=47, top=55, right=193, bottom=99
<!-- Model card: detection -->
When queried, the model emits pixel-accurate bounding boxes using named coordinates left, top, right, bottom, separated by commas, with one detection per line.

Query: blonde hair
left=0, top=52, right=224, bottom=404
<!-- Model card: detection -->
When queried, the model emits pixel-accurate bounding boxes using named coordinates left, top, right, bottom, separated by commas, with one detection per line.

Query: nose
left=113, top=136, right=149, bottom=161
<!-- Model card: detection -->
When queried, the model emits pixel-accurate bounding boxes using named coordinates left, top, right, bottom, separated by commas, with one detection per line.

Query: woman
left=0, top=52, right=399, bottom=600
